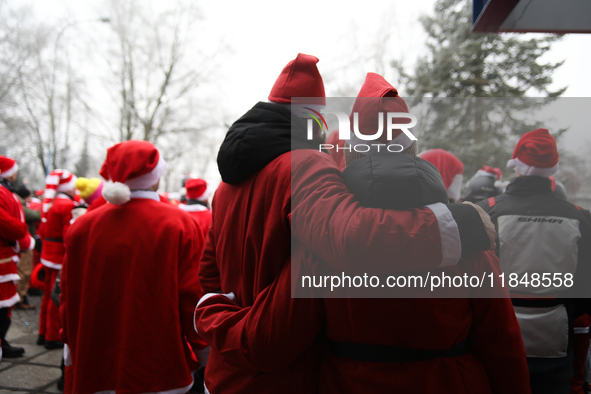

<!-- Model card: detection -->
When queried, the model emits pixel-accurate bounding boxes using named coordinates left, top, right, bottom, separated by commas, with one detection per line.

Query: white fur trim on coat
left=0, top=274, right=20, bottom=284
left=447, top=173, right=463, bottom=203
left=426, top=202, right=462, bottom=268
left=129, top=190, right=160, bottom=201
left=179, top=204, right=208, bottom=213
left=507, top=157, right=559, bottom=177
left=63, top=344, right=72, bottom=366
left=41, top=258, right=63, bottom=270
left=0, top=292, right=20, bottom=308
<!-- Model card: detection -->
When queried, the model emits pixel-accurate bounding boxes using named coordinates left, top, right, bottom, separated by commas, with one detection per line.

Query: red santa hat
left=268, top=53, right=326, bottom=108
left=100, top=140, right=166, bottom=205
left=0, top=156, right=18, bottom=179
left=43, top=169, right=77, bottom=212
left=348, top=73, right=415, bottom=153
left=475, top=165, right=503, bottom=181
left=185, top=178, right=210, bottom=201
left=507, top=128, right=559, bottom=177
left=419, top=149, right=464, bottom=202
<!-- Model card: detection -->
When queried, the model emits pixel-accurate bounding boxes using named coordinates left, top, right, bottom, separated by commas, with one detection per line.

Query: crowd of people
left=0, top=53, right=590, bottom=394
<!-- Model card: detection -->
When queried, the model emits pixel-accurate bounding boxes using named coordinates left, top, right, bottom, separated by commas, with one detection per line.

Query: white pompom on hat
left=100, top=140, right=166, bottom=205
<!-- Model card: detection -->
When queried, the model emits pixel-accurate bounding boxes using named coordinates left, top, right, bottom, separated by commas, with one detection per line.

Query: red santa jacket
left=0, top=184, right=34, bottom=308
left=0, top=184, right=34, bottom=277
left=179, top=203, right=212, bottom=235
left=39, top=194, right=75, bottom=269
left=196, top=153, right=529, bottom=394
left=85, top=195, right=107, bottom=212
left=198, top=102, right=493, bottom=394
left=60, top=192, right=205, bottom=394
left=0, top=206, right=28, bottom=241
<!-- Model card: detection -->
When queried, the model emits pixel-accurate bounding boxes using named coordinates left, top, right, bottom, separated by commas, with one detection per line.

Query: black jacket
left=478, top=176, right=591, bottom=358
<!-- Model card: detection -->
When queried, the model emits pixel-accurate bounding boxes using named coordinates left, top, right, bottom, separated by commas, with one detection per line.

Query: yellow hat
left=75, top=177, right=103, bottom=200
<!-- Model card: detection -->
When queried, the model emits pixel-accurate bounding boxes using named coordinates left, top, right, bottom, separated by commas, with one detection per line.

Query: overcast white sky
left=23, top=0, right=591, bottom=156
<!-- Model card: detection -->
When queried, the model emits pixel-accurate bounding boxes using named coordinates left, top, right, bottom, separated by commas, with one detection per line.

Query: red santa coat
left=60, top=192, right=205, bottom=394
left=85, top=195, right=107, bottom=212
left=178, top=203, right=212, bottom=235
left=199, top=101, right=492, bottom=393
left=199, top=151, right=489, bottom=393
left=39, top=195, right=75, bottom=269
left=0, top=185, right=34, bottom=308
left=197, top=253, right=530, bottom=394
left=196, top=152, right=529, bottom=394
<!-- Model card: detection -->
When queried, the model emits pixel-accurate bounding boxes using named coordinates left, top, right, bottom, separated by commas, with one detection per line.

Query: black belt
left=511, top=298, right=564, bottom=308
left=327, top=338, right=470, bottom=363
left=44, top=237, right=64, bottom=243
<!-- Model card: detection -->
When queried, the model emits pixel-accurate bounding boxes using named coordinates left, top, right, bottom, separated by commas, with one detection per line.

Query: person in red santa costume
left=0, top=156, right=35, bottom=358
left=37, top=169, right=77, bottom=350
left=197, top=54, right=497, bottom=394
left=59, top=140, right=207, bottom=394
left=419, top=148, right=465, bottom=202
left=179, top=178, right=212, bottom=235
left=0, top=205, right=31, bottom=362
left=195, top=73, right=530, bottom=394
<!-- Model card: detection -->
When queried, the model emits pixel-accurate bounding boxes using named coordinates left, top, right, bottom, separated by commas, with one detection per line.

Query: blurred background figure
left=463, top=165, right=504, bottom=203
left=179, top=178, right=212, bottom=235
left=419, top=148, right=464, bottom=203
left=75, top=177, right=105, bottom=210
left=0, top=156, right=35, bottom=358
left=38, top=169, right=77, bottom=350
left=14, top=184, right=40, bottom=310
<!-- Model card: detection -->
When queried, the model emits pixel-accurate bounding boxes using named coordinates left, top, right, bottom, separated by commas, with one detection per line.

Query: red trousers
left=38, top=267, right=61, bottom=341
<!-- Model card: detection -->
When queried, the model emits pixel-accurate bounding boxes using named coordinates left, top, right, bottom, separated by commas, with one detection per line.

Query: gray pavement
left=0, top=295, right=63, bottom=393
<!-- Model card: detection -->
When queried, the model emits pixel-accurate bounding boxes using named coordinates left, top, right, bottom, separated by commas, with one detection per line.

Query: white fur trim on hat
left=447, top=173, right=463, bottom=202
left=124, top=155, right=166, bottom=190
left=196, top=184, right=211, bottom=202
left=507, top=157, right=559, bottom=177
left=102, top=182, right=131, bottom=205
left=0, top=162, right=18, bottom=179
left=475, top=170, right=497, bottom=178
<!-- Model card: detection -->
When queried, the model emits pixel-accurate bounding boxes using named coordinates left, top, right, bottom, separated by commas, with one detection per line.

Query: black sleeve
left=446, top=203, right=491, bottom=259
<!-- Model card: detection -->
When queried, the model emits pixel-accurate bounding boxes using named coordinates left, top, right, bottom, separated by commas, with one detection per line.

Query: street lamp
left=46, top=17, right=110, bottom=176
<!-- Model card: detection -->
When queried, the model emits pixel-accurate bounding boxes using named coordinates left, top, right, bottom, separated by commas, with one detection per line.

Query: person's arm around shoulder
left=290, top=150, right=494, bottom=274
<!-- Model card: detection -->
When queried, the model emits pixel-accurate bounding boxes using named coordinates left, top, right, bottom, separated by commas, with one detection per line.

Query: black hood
left=342, top=154, right=449, bottom=210
left=217, top=102, right=317, bottom=185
